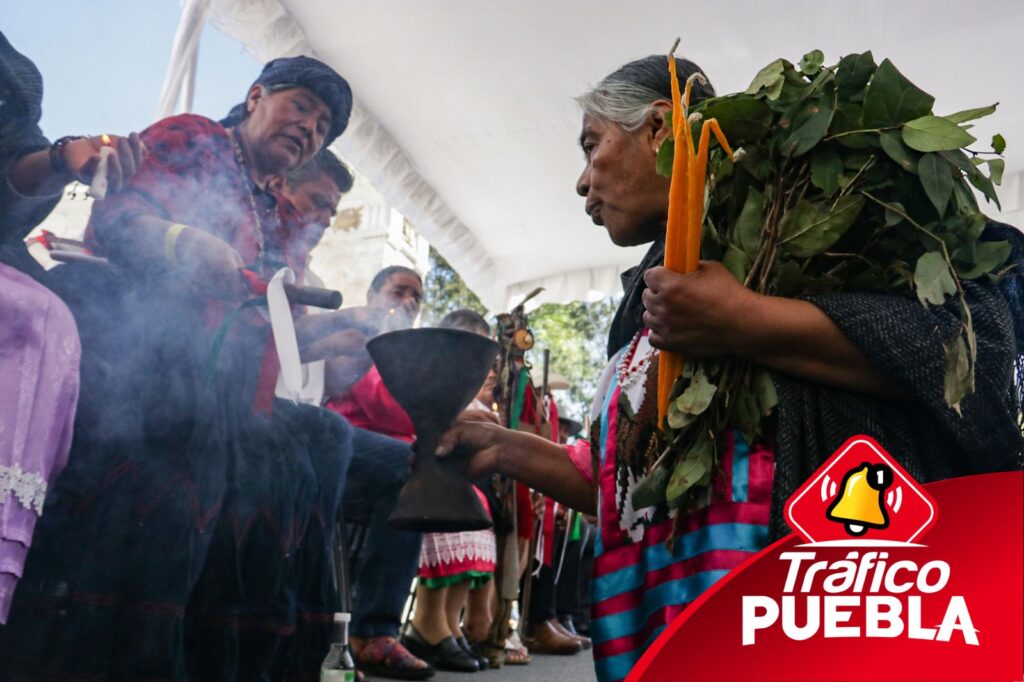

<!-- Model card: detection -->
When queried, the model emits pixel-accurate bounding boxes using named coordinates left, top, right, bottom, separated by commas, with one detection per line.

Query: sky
left=3, top=0, right=259, bottom=139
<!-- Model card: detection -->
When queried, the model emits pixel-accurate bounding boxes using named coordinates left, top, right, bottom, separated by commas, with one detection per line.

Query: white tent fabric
left=156, top=0, right=212, bottom=119
left=177, top=0, right=1022, bottom=309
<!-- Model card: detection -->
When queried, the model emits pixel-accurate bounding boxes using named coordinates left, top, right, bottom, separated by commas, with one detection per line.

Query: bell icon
left=826, top=462, right=894, bottom=536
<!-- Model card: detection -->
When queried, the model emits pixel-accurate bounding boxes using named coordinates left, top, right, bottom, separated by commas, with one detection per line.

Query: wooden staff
left=518, top=347, right=551, bottom=637
left=47, top=250, right=343, bottom=309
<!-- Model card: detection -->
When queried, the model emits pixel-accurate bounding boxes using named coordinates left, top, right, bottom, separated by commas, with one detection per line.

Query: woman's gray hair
left=576, top=55, right=716, bottom=131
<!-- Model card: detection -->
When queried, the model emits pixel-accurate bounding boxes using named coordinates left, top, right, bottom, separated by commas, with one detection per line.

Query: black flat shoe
left=458, top=636, right=489, bottom=670
left=402, top=626, right=480, bottom=673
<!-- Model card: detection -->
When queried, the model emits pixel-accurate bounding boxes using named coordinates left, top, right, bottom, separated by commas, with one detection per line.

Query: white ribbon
left=266, top=267, right=325, bottom=404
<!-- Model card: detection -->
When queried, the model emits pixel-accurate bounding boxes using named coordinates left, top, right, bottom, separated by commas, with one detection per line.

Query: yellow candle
left=657, top=50, right=736, bottom=428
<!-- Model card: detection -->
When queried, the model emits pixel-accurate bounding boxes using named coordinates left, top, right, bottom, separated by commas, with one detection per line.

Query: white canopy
left=166, top=0, right=1023, bottom=309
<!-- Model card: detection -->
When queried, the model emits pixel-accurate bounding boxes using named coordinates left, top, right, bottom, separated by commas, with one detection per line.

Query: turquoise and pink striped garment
left=564, top=330, right=774, bottom=682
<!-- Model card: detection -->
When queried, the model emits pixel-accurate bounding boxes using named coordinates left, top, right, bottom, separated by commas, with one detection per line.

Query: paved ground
left=366, top=651, right=597, bottom=682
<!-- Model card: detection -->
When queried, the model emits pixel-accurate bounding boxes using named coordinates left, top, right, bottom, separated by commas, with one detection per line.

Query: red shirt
left=87, top=114, right=278, bottom=273
left=326, top=365, right=415, bottom=442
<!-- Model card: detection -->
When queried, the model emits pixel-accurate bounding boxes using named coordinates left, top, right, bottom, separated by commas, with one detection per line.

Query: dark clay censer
left=367, top=327, right=499, bottom=532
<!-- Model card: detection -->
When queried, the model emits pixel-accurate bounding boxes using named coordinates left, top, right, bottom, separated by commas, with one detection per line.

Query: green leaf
left=956, top=240, right=1012, bottom=280
left=939, top=150, right=999, bottom=207
left=656, top=135, right=674, bottom=178
left=884, top=201, right=907, bottom=227
left=666, top=366, right=718, bottom=430
left=778, top=195, right=866, bottom=258
left=992, top=133, right=1006, bottom=154
left=879, top=131, right=918, bottom=173
left=918, top=153, right=953, bottom=216
left=737, top=145, right=769, bottom=181
left=772, top=259, right=803, bottom=297
left=955, top=213, right=987, bottom=244
left=944, top=103, right=997, bottom=124
left=744, top=59, right=786, bottom=100
left=781, top=97, right=833, bottom=157
left=902, top=115, right=976, bottom=152
left=952, top=180, right=979, bottom=213
left=965, top=165, right=1001, bottom=209
left=863, top=59, right=935, bottom=127
left=751, top=369, right=779, bottom=416
left=942, top=334, right=973, bottom=415
left=666, top=435, right=714, bottom=502
left=810, top=146, right=843, bottom=195
left=914, top=251, right=957, bottom=306
left=722, top=244, right=752, bottom=283
left=730, top=384, right=762, bottom=446
left=988, top=158, right=1005, bottom=185
left=698, top=96, right=774, bottom=143
left=735, top=187, right=765, bottom=257
left=631, top=465, right=669, bottom=510
left=835, top=51, right=876, bottom=99
left=799, top=49, right=825, bottom=75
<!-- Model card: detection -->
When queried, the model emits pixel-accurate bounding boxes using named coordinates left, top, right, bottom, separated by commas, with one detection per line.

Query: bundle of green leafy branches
left=634, top=50, right=1010, bottom=511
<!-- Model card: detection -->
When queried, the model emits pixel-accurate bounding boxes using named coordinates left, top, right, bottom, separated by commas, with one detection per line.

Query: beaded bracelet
left=48, top=135, right=85, bottom=173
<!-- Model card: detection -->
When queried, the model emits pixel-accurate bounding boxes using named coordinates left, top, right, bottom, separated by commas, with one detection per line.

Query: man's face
left=286, top=173, right=342, bottom=245
left=245, top=85, right=331, bottom=172
left=368, top=272, right=423, bottom=323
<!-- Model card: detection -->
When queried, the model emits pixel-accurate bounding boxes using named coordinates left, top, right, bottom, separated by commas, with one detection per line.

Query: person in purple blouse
left=0, top=29, right=143, bottom=623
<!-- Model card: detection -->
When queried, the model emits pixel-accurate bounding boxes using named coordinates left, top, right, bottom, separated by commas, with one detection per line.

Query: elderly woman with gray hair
left=434, top=55, right=1022, bottom=682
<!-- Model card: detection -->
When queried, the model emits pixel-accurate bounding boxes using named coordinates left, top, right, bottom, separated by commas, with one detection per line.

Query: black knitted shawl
left=609, top=225, right=1024, bottom=541
left=0, top=30, right=61, bottom=277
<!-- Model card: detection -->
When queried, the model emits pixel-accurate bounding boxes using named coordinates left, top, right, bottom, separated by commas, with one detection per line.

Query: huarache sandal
left=351, top=635, right=435, bottom=680
left=505, top=644, right=531, bottom=665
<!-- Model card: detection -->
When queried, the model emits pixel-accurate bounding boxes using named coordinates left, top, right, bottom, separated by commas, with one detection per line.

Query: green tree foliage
left=421, top=246, right=619, bottom=419
left=528, top=298, right=619, bottom=419
left=421, top=247, right=488, bottom=324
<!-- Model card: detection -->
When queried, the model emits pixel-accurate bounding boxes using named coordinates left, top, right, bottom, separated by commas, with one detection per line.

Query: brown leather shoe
left=524, top=619, right=583, bottom=655
left=552, top=618, right=592, bottom=650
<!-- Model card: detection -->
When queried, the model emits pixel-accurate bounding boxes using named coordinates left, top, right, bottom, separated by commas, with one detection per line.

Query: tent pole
left=155, top=0, right=211, bottom=119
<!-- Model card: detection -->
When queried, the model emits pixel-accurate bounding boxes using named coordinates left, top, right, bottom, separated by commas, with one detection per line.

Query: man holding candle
left=0, top=55, right=358, bottom=680
left=432, top=54, right=1021, bottom=682
left=0, top=29, right=144, bottom=627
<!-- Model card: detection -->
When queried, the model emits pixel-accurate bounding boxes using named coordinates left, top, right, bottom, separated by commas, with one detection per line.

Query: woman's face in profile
left=575, top=113, right=671, bottom=248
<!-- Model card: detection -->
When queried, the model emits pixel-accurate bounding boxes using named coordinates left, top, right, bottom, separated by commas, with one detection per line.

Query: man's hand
left=434, top=420, right=508, bottom=482
left=641, top=261, right=758, bottom=357
left=64, top=133, right=147, bottom=192
left=643, top=262, right=905, bottom=398
left=436, top=421, right=598, bottom=515
left=324, top=353, right=375, bottom=398
left=457, top=408, right=501, bottom=425
left=295, top=306, right=386, bottom=348
left=174, top=228, right=248, bottom=300
left=302, top=327, right=369, bottom=363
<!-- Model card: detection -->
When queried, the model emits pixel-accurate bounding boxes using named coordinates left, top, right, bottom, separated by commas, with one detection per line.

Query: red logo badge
left=785, top=435, right=938, bottom=545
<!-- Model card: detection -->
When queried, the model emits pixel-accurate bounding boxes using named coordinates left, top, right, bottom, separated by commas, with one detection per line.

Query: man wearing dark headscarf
left=0, top=56, right=359, bottom=681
